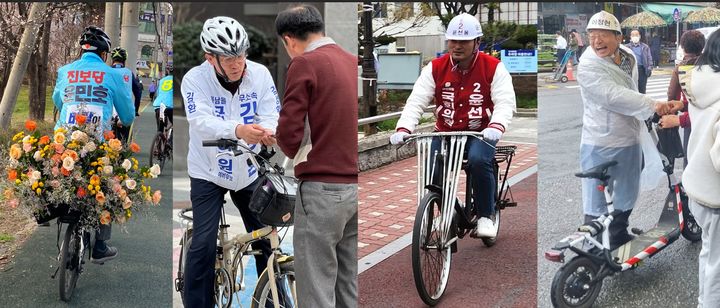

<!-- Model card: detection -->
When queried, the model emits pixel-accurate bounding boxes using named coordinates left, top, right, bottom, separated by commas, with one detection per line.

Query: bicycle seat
left=574, top=161, right=618, bottom=181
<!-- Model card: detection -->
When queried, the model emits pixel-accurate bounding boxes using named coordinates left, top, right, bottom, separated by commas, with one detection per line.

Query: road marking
left=358, top=164, right=538, bottom=274
left=565, top=85, right=580, bottom=89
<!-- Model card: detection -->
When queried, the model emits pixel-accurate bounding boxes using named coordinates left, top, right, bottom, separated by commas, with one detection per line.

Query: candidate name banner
left=500, top=49, right=537, bottom=73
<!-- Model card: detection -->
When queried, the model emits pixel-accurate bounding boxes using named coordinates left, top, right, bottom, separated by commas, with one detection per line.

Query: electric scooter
left=545, top=114, right=702, bottom=308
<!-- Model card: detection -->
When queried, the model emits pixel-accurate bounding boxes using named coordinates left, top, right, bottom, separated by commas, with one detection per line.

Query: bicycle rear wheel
left=251, top=259, right=296, bottom=308
left=150, top=133, right=166, bottom=170
left=412, top=192, right=451, bottom=306
left=176, top=229, right=192, bottom=304
left=59, top=223, right=81, bottom=302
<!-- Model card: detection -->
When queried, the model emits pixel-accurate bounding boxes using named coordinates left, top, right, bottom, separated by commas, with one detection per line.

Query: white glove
left=390, top=131, right=409, bottom=145
left=481, top=127, right=502, bottom=141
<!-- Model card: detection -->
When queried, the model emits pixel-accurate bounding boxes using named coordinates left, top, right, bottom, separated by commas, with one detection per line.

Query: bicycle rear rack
left=495, top=145, right=518, bottom=209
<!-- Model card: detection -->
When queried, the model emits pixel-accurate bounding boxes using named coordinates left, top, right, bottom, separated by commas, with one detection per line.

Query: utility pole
left=361, top=1, right=378, bottom=135
left=121, top=2, right=140, bottom=74
left=104, top=2, right=121, bottom=65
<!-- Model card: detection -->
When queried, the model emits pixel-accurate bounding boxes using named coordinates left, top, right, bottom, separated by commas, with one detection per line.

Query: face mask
left=630, top=36, right=640, bottom=43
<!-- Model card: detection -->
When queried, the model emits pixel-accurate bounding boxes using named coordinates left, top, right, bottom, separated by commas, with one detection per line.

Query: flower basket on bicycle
left=249, top=173, right=297, bottom=227
left=1, top=115, right=163, bottom=230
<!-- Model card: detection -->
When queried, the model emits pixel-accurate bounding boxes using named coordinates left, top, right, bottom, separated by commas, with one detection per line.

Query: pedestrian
left=651, top=34, right=662, bottom=67
left=148, top=79, right=157, bottom=101
left=577, top=11, right=677, bottom=249
left=569, top=29, right=579, bottom=65
left=554, top=30, right=568, bottom=66
left=52, top=26, right=135, bottom=263
left=181, top=16, right=279, bottom=308
left=390, top=13, right=516, bottom=238
left=661, top=30, right=706, bottom=167
left=571, top=29, right=585, bottom=62
left=677, top=29, right=720, bottom=308
left=625, top=29, right=653, bottom=94
left=275, top=5, right=359, bottom=308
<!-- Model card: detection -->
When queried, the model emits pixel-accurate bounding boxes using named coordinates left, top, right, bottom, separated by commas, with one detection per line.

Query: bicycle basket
left=249, top=173, right=298, bottom=227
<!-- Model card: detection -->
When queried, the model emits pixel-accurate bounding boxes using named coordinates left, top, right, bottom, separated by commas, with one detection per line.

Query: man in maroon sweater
left=275, top=5, right=358, bottom=307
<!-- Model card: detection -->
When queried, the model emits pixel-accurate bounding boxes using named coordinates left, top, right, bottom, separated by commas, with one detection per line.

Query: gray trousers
left=294, top=181, right=358, bottom=308
left=690, top=199, right=720, bottom=307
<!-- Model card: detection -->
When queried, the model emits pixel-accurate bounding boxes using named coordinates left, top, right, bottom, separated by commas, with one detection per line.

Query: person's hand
left=260, top=135, right=276, bottom=146
left=659, top=115, right=680, bottom=129
left=668, top=100, right=684, bottom=113
left=654, top=102, right=673, bottom=116
left=390, top=131, right=409, bottom=145
left=235, top=124, right=266, bottom=144
left=481, top=127, right=503, bottom=141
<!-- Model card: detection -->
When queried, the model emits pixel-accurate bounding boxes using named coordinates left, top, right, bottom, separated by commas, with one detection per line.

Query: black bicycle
left=150, top=104, right=172, bottom=170
left=43, top=209, right=91, bottom=302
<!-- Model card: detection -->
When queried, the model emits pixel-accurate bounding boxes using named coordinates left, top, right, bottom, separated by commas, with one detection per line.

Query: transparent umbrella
left=620, top=11, right=667, bottom=29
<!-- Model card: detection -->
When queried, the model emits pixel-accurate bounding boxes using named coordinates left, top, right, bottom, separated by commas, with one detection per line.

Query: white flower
left=103, top=165, right=113, bottom=175
left=83, top=141, right=96, bottom=152
left=149, top=164, right=161, bottom=178
left=71, top=130, right=88, bottom=143
left=29, top=170, right=41, bottom=182
left=125, top=179, right=137, bottom=190
left=100, top=157, right=110, bottom=165
left=33, top=151, right=42, bottom=161
left=62, top=156, right=75, bottom=170
left=121, top=159, right=132, bottom=171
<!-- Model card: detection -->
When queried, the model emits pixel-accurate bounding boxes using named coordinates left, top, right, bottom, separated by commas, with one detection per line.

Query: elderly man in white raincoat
left=576, top=11, right=676, bottom=249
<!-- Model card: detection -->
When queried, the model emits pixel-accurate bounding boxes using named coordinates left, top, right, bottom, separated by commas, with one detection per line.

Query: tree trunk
left=29, top=17, right=52, bottom=120
left=0, top=2, right=48, bottom=129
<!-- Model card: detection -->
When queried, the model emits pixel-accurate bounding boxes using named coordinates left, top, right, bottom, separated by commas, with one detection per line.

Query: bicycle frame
left=407, top=132, right=488, bottom=248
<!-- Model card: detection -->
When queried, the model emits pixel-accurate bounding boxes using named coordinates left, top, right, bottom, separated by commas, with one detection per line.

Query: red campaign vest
left=431, top=52, right=499, bottom=132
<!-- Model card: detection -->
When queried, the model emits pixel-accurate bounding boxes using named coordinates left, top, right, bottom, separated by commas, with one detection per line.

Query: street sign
left=500, top=49, right=538, bottom=73
left=673, top=8, right=681, bottom=22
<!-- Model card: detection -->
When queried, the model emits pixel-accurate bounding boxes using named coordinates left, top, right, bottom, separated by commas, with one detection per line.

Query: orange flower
left=7, top=169, right=17, bottom=181
left=107, top=139, right=122, bottom=152
left=90, top=174, right=101, bottom=186
left=9, top=144, right=22, bottom=160
left=130, top=142, right=140, bottom=153
left=61, top=150, right=78, bottom=162
left=51, top=154, right=62, bottom=164
left=95, top=191, right=106, bottom=204
left=53, top=133, right=66, bottom=145
left=100, top=210, right=111, bottom=225
left=61, top=168, right=71, bottom=176
left=24, top=119, right=36, bottom=131
left=76, top=186, right=87, bottom=198
left=54, top=143, right=65, bottom=154
left=38, top=135, right=50, bottom=145
left=152, top=190, right=162, bottom=205
left=76, top=114, right=87, bottom=125
left=103, top=130, right=115, bottom=140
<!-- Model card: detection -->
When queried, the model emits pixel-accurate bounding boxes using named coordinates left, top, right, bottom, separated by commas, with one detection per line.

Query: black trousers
left=183, top=177, right=271, bottom=308
left=638, top=65, right=648, bottom=94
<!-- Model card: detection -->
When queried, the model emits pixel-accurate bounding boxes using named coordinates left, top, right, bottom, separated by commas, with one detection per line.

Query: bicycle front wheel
left=176, top=229, right=192, bottom=303
left=215, top=267, right=233, bottom=308
left=251, top=259, right=296, bottom=308
left=150, top=133, right=166, bottom=170
left=59, top=223, right=81, bottom=302
left=412, top=192, right=451, bottom=306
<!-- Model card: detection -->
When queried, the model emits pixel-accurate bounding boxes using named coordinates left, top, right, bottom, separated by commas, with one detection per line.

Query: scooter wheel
left=550, top=256, right=603, bottom=308
left=678, top=190, right=702, bottom=242
left=560, top=76, right=569, bottom=83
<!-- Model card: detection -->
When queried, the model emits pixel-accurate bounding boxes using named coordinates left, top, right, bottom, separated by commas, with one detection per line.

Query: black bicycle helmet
left=110, top=47, right=127, bottom=62
left=79, top=26, right=111, bottom=52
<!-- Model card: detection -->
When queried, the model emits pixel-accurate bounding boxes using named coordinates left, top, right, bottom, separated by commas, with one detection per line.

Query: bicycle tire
left=150, top=133, right=166, bottom=170
left=550, top=256, right=603, bottom=308
left=215, top=267, right=233, bottom=308
left=59, top=223, right=81, bottom=302
left=176, top=229, right=192, bottom=304
left=251, top=260, right=296, bottom=308
left=412, top=192, right=451, bottom=306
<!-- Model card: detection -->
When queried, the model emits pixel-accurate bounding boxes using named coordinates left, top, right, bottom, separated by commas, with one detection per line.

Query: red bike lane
left=358, top=142, right=537, bottom=307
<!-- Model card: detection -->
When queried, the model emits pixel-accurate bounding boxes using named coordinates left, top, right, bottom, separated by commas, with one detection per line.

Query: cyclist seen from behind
left=52, top=26, right=135, bottom=263
left=109, top=46, right=142, bottom=143
left=390, top=13, right=517, bottom=239
left=153, top=71, right=173, bottom=134
left=181, top=16, right=280, bottom=308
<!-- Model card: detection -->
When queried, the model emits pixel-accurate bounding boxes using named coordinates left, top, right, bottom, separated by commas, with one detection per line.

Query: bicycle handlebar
left=403, top=131, right=485, bottom=142
left=202, top=138, right=283, bottom=175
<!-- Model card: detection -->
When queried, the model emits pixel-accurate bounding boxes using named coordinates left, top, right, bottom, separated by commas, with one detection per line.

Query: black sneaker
left=91, top=246, right=118, bottom=264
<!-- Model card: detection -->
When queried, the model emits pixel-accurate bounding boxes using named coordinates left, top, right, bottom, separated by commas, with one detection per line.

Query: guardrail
left=358, top=107, right=434, bottom=126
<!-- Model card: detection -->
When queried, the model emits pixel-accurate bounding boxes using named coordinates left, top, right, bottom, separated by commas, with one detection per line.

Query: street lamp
left=361, top=1, right=378, bottom=135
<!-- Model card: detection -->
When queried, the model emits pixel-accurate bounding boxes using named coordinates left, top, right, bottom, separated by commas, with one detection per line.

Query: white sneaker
left=474, top=217, right=497, bottom=238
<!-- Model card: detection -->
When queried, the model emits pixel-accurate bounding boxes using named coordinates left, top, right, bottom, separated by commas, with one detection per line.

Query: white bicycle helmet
left=200, top=16, right=250, bottom=57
